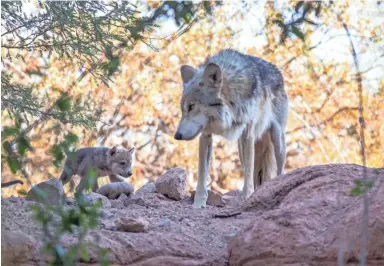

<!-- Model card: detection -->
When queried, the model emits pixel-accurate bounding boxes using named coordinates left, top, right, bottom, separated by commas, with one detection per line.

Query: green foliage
left=350, top=179, right=375, bottom=197
left=31, top=191, right=107, bottom=266
left=272, top=0, right=323, bottom=43
left=1, top=1, right=218, bottom=264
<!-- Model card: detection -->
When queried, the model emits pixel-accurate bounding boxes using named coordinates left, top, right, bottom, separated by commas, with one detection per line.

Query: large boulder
left=228, top=164, right=384, bottom=266
left=155, top=167, right=187, bottom=200
left=26, top=178, right=65, bottom=206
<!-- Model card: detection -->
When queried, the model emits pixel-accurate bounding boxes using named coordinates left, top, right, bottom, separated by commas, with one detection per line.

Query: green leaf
left=2, top=127, right=20, bottom=138
left=6, top=157, right=20, bottom=174
left=2, top=141, right=12, bottom=154
left=50, top=144, right=65, bottom=168
left=99, top=248, right=110, bottom=266
left=80, top=246, right=90, bottom=262
left=64, top=133, right=79, bottom=145
left=84, top=48, right=94, bottom=57
left=56, top=95, right=72, bottom=111
left=18, top=189, right=28, bottom=196
left=17, top=136, right=32, bottom=156
left=291, top=25, right=305, bottom=41
left=350, top=179, right=375, bottom=196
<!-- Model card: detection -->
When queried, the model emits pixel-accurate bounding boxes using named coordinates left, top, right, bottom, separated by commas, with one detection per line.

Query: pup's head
left=174, top=62, right=228, bottom=141
left=107, top=146, right=135, bottom=177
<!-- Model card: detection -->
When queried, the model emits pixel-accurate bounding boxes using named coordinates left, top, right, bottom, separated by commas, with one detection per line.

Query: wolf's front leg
left=193, top=134, right=212, bottom=208
left=240, top=123, right=255, bottom=199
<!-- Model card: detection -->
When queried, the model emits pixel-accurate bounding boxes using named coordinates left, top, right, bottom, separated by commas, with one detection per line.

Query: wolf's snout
left=174, top=132, right=183, bottom=140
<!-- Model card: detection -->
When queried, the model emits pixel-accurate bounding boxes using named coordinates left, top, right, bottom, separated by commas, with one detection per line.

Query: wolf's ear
left=108, top=146, right=117, bottom=157
left=128, top=147, right=135, bottom=155
left=203, top=63, right=222, bottom=92
left=180, top=65, right=196, bottom=84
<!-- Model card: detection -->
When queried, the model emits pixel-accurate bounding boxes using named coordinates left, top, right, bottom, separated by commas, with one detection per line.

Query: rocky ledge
left=2, top=164, right=384, bottom=266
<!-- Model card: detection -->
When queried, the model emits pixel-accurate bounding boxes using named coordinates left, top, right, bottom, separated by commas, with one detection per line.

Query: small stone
left=85, top=192, right=111, bottom=208
left=110, top=199, right=124, bottom=209
left=117, top=193, right=129, bottom=201
left=222, top=190, right=242, bottom=206
left=26, top=178, right=65, bottom=206
left=135, top=182, right=157, bottom=195
left=96, top=182, right=134, bottom=199
left=155, top=167, right=187, bottom=200
left=223, top=232, right=237, bottom=241
left=158, top=218, right=171, bottom=227
left=124, top=196, right=146, bottom=207
left=191, top=190, right=225, bottom=207
left=116, top=217, right=149, bottom=232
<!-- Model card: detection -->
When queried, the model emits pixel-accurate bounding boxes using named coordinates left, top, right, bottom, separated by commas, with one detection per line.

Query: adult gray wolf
left=174, top=49, right=288, bottom=208
left=59, top=146, right=135, bottom=193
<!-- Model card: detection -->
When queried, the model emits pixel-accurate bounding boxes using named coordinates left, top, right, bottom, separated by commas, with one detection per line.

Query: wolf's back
left=201, top=49, right=284, bottom=100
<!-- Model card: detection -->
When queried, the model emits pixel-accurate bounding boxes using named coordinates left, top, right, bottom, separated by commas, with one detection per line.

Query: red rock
left=191, top=189, right=225, bottom=207
left=155, top=168, right=187, bottom=200
left=228, top=164, right=384, bottom=266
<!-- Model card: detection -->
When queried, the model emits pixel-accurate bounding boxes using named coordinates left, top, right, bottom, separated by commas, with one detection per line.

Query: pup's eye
left=188, top=104, right=194, bottom=112
left=119, top=162, right=126, bottom=166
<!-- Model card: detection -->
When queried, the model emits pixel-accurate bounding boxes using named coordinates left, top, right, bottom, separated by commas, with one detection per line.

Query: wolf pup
left=174, top=49, right=288, bottom=208
left=59, top=146, right=135, bottom=193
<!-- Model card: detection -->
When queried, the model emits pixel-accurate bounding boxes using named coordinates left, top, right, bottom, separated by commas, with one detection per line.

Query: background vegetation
left=2, top=0, right=383, bottom=197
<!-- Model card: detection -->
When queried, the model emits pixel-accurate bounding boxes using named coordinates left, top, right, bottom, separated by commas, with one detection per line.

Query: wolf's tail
left=254, top=131, right=277, bottom=186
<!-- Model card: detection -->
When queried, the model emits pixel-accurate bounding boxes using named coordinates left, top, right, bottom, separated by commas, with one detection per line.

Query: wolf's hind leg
left=270, top=121, right=286, bottom=175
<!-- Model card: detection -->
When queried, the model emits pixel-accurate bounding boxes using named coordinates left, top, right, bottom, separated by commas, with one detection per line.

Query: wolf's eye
left=119, top=162, right=126, bottom=166
left=188, top=104, right=194, bottom=112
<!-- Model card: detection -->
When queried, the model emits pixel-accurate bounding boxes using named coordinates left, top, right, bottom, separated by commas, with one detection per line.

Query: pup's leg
left=270, top=121, right=286, bottom=175
left=75, top=176, right=88, bottom=194
left=240, top=123, right=255, bottom=199
left=193, top=134, right=212, bottom=208
left=108, top=174, right=125, bottom=183
left=59, top=164, right=73, bottom=185
left=92, top=180, right=99, bottom=192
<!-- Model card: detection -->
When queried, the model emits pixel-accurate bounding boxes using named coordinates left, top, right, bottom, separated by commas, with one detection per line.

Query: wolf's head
left=107, top=146, right=135, bottom=177
left=174, top=62, right=232, bottom=141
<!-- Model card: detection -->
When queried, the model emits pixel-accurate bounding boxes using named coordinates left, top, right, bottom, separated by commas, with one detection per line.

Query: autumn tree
left=2, top=0, right=383, bottom=196
left=1, top=0, right=217, bottom=193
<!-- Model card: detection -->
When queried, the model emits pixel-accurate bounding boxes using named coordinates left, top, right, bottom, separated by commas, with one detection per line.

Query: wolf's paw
left=192, top=198, right=207, bottom=208
left=242, top=189, right=254, bottom=200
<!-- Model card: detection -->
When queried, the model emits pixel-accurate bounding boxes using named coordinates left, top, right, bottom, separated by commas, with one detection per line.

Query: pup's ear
left=108, top=146, right=117, bottom=157
left=180, top=65, right=196, bottom=84
left=203, top=63, right=222, bottom=94
left=128, top=147, right=135, bottom=155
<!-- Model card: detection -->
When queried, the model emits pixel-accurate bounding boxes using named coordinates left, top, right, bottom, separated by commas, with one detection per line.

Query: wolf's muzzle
left=174, top=132, right=183, bottom=140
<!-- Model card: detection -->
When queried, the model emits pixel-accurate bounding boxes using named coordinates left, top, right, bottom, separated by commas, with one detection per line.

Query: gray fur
left=174, top=49, right=289, bottom=208
left=59, top=146, right=135, bottom=193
